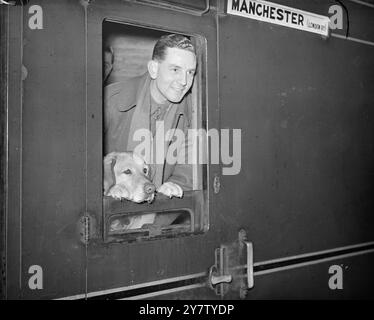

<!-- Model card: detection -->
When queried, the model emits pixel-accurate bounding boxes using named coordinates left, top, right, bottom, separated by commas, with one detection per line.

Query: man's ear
left=147, top=60, right=159, bottom=79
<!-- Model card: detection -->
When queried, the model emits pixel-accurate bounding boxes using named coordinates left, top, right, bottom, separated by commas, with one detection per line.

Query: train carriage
left=1, top=0, right=374, bottom=300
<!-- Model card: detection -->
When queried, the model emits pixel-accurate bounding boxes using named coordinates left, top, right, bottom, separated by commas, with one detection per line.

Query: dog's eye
left=143, top=168, right=148, bottom=175
left=123, top=169, right=132, bottom=175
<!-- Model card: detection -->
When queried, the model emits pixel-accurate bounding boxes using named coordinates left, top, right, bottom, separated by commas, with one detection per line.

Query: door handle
left=243, top=240, right=254, bottom=289
left=238, top=230, right=254, bottom=298
left=208, top=230, right=254, bottom=298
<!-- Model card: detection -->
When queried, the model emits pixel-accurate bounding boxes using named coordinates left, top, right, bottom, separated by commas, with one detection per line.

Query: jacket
left=104, top=73, right=193, bottom=190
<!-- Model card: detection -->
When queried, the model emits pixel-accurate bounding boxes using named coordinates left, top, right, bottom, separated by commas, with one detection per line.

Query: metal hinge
left=77, top=215, right=90, bottom=244
left=84, top=216, right=90, bottom=244
left=213, top=174, right=221, bottom=194
left=77, top=214, right=97, bottom=245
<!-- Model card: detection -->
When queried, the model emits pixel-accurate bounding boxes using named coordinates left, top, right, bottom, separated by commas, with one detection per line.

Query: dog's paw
left=157, top=182, right=183, bottom=198
left=107, top=184, right=130, bottom=200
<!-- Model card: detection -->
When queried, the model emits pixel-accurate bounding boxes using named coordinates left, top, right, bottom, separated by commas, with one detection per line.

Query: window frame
left=101, top=20, right=209, bottom=243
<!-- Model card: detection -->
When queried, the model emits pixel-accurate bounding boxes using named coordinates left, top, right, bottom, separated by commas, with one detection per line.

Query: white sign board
left=227, top=0, right=330, bottom=36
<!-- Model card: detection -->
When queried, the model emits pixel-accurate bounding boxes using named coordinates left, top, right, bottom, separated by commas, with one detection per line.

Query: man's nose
left=177, top=71, right=187, bottom=86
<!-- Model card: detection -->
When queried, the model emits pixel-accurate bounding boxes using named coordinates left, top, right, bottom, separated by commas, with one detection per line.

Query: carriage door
left=82, top=0, right=250, bottom=300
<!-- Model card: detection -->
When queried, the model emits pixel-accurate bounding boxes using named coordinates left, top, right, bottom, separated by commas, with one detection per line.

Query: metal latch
left=208, top=246, right=233, bottom=297
left=208, top=229, right=254, bottom=298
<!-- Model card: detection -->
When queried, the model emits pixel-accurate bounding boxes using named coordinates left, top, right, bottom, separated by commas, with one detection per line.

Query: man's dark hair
left=152, top=34, right=196, bottom=61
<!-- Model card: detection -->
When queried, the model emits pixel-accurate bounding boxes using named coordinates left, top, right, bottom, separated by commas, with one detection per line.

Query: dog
left=104, top=151, right=156, bottom=203
left=103, top=151, right=183, bottom=230
left=104, top=151, right=156, bottom=230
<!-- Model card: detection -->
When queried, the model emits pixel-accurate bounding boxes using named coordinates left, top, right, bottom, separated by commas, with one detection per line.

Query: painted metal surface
left=218, top=0, right=374, bottom=262
left=5, top=0, right=87, bottom=299
left=0, top=4, right=8, bottom=300
left=156, top=251, right=374, bottom=299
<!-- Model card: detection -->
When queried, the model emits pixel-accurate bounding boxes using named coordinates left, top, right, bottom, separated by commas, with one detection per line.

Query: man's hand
left=157, top=182, right=183, bottom=198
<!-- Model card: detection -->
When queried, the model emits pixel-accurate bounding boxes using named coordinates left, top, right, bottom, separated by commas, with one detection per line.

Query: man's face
left=149, top=47, right=197, bottom=104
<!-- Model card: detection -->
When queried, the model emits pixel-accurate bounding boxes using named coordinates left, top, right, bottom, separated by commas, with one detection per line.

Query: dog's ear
left=103, top=152, right=117, bottom=196
left=132, top=152, right=146, bottom=166
left=132, top=152, right=152, bottom=178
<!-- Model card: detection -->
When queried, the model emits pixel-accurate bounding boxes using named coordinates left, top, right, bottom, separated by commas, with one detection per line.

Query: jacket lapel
left=123, top=73, right=191, bottom=188
left=126, top=74, right=151, bottom=152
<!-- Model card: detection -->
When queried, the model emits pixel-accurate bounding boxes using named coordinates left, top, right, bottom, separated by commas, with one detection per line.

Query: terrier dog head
left=103, top=152, right=155, bottom=203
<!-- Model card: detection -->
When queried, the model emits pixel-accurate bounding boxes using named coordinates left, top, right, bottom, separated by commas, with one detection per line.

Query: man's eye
left=123, top=169, right=132, bottom=174
left=188, top=70, right=195, bottom=76
left=143, top=168, right=148, bottom=174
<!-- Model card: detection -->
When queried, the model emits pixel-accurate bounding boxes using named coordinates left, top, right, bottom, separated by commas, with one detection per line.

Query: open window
left=102, top=21, right=208, bottom=243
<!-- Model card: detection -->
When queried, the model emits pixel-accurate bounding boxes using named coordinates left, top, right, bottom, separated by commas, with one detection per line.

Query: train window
left=102, top=21, right=208, bottom=243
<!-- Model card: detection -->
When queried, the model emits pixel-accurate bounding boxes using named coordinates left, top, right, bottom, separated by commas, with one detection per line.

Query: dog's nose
left=144, top=183, right=155, bottom=195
